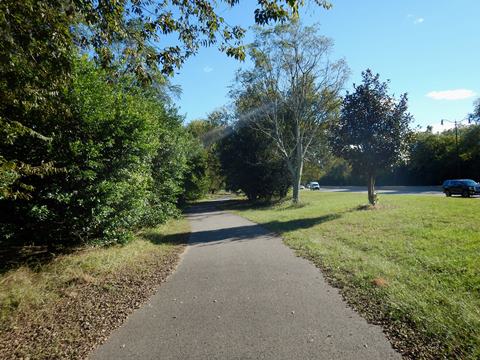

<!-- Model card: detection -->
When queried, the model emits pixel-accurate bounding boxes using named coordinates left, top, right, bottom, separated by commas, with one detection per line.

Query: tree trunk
left=367, top=173, right=377, bottom=205
left=291, top=139, right=304, bottom=204
left=292, top=168, right=302, bottom=204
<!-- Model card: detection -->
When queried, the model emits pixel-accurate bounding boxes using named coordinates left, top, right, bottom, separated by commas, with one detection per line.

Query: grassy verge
left=228, top=192, right=480, bottom=359
left=0, top=218, right=189, bottom=359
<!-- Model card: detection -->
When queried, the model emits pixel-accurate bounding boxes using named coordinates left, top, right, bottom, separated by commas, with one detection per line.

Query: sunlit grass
left=231, top=192, right=480, bottom=359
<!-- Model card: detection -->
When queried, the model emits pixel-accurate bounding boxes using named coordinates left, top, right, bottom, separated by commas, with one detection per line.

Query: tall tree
left=232, top=21, right=348, bottom=203
left=331, top=70, right=413, bottom=205
left=1, top=0, right=329, bottom=200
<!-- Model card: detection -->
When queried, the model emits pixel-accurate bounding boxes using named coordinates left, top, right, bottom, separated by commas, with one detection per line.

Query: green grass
left=0, top=218, right=189, bottom=328
left=229, top=192, right=480, bottom=359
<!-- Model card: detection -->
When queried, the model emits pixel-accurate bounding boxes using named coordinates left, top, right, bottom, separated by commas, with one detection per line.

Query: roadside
left=315, top=185, right=443, bottom=195
left=0, top=218, right=189, bottom=359
left=226, top=192, right=480, bottom=359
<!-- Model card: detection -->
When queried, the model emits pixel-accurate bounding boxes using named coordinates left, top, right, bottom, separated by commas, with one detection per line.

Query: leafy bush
left=186, top=113, right=228, bottom=195
left=0, top=58, right=195, bottom=246
left=179, top=139, right=210, bottom=203
left=220, top=122, right=291, bottom=201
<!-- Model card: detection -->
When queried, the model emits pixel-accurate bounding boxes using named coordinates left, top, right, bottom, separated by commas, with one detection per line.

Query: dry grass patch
left=0, top=218, right=189, bottom=359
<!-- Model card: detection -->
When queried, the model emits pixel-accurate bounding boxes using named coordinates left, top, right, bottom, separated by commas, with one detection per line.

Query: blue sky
left=172, top=0, right=479, bottom=131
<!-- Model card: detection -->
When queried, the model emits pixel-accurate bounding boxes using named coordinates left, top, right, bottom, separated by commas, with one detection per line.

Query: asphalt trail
left=91, top=202, right=400, bottom=360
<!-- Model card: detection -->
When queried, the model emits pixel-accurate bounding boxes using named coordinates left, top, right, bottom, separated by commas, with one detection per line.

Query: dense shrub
left=0, top=58, right=200, bottom=246
left=220, top=122, right=291, bottom=201
left=179, top=139, right=210, bottom=203
left=186, top=113, right=228, bottom=195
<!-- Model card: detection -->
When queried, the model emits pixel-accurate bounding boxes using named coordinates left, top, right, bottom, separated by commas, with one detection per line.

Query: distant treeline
left=315, top=125, right=480, bottom=186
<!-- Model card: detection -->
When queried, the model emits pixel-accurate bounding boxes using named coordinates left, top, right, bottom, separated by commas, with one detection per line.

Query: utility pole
left=441, top=118, right=471, bottom=178
left=455, top=121, right=459, bottom=178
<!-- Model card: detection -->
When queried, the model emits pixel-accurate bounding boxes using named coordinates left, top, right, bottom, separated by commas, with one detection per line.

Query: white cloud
left=426, top=89, right=476, bottom=101
left=203, top=66, right=213, bottom=73
left=407, top=14, right=425, bottom=24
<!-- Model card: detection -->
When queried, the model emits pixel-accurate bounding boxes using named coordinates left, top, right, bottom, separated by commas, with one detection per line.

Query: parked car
left=442, top=179, right=480, bottom=197
left=299, top=185, right=306, bottom=190
left=309, top=181, right=320, bottom=190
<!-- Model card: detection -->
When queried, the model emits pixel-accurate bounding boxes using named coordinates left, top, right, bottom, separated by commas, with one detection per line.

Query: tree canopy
left=1, top=0, right=327, bottom=201
left=231, top=21, right=348, bottom=203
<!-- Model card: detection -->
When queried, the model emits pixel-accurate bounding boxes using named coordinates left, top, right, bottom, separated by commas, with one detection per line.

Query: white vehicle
left=309, top=181, right=320, bottom=190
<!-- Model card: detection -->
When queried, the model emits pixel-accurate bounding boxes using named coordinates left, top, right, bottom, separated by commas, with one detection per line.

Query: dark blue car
left=442, top=179, right=480, bottom=197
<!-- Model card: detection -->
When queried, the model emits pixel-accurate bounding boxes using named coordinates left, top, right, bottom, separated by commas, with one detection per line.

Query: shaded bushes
left=220, top=122, right=291, bottom=201
left=0, top=58, right=206, bottom=246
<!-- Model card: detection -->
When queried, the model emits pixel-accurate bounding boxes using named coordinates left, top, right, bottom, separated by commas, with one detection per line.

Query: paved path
left=92, top=202, right=400, bottom=360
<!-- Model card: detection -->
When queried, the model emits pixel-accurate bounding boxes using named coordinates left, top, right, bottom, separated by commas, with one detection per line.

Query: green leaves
left=1, top=0, right=327, bottom=200
left=330, top=69, right=413, bottom=203
left=332, top=69, right=413, bottom=170
left=0, top=0, right=333, bottom=247
left=220, top=119, right=291, bottom=201
left=0, top=57, right=195, bottom=246
left=0, top=0, right=74, bottom=200
left=72, top=0, right=316, bottom=75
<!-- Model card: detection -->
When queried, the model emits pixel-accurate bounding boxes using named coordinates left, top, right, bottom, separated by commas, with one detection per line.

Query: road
left=317, top=185, right=443, bottom=196
left=91, top=202, right=400, bottom=360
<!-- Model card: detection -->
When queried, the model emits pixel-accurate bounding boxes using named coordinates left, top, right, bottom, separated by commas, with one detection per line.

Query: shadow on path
left=145, top=200, right=342, bottom=247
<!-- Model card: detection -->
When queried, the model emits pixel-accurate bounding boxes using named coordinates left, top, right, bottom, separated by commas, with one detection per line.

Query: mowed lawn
left=231, top=192, right=480, bottom=359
